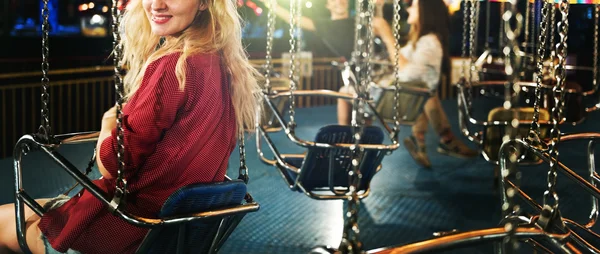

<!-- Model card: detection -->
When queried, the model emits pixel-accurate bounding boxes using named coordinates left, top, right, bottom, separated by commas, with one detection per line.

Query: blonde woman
left=0, top=0, right=261, bottom=253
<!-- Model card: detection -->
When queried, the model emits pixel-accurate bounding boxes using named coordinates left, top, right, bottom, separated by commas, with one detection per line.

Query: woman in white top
left=337, top=0, right=478, bottom=168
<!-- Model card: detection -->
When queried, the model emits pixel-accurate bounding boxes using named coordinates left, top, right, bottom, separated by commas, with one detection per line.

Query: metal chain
left=340, top=1, right=372, bottom=252
left=39, top=0, right=52, bottom=142
left=544, top=0, right=570, bottom=210
left=500, top=0, right=523, bottom=251
left=593, top=4, right=599, bottom=95
left=461, top=0, right=470, bottom=79
left=287, top=0, right=298, bottom=130
left=524, top=0, right=531, bottom=55
left=238, top=135, right=249, bottom=183
left=468, top=0, right=479, bottom=85
left=263, top=0, right=276, bottom=94
left=549, top=2, right=556, bottom=77
left=295, top=0, right=303, bottom=82
left=528, top=0, right=551, bottom=145
left=111, top=0, right=127, bottom=209
left=391, top=0, right=402, bottom=138
left=352, top=0, right=362, bottom=64
left=461, top=0, right=474, bottom=110
left=529, top=0, right=536, bottom=64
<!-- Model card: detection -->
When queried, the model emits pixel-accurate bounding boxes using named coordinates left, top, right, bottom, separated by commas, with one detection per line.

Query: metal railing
left=0, top=57, right=354, bottom=158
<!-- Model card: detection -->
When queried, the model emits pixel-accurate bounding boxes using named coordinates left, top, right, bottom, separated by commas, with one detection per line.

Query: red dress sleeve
left=99, top=54, right=186, bottom=179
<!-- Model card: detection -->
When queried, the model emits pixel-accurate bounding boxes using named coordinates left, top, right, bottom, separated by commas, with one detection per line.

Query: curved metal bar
left=13, top=136, right=36, bottom=254
left=499, top=138, right=600, bottom=251
left=262, top=93, right=400, bottom=152
left=296, top=182, right=371, bottom=200
left=474, top=80, right=582, bottom=94
left=524, top=238, right=556, bottom=254
left=369, top=82, right=432, bottom=95
left=56, top=131, right=100, bottom=145
left=255, top=105, right=278, bottom=166
left=502, top=194, right=600, bottom=254
left=456, top=83, right=483, bottom=144
left=366, top=227, right=571, bottom=254
left=257, top=125, right=296, bottom=172
left=586, top=140, right=599, bottom=228
left=269, top=90, right=358, bottom=101
left=501, top=139, right=600, bottom=201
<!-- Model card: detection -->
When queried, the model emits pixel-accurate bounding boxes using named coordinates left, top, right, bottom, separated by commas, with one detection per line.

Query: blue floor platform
left=2, top=99, right=600, bottom=253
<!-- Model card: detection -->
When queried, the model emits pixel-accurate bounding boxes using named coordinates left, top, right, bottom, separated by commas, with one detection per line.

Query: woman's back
left=39, top=52, right=237, bottom=254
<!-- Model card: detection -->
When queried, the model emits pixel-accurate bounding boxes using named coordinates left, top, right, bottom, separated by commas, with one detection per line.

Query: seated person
left=261, top=0, right=355, bottom=60
left=0, top=0, right=261, bottom=253
left=337, top=0, right=478, bottom=168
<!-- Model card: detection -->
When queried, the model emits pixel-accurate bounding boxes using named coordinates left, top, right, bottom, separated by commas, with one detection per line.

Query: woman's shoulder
left=186, top=52, right=221, bottom=68
left=417, top=34, right=442, bottom=48
left=148, top=52, right=220, bottom=69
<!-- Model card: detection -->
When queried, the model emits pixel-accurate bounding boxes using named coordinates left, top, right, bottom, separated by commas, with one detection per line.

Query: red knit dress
left=38, top=52, right=237, bottom=253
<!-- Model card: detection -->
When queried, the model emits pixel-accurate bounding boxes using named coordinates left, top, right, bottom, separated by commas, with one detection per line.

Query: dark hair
left=409, top=0, right=451, bottom=83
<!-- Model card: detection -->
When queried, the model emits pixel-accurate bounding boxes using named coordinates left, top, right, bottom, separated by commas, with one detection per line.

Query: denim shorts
left=39, top=195, right=82, bottom=254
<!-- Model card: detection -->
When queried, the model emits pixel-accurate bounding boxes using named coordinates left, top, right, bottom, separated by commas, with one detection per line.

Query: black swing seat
left=276, top=125, right=386, bottom=199
left=136, top=179, right=255, bottom=254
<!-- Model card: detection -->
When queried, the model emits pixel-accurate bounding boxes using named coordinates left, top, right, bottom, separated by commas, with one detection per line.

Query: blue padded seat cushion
left=142, top=180, right=248, bottom=254
left=159, top=179, right=247, bottom=217
left=282, top=125, right=384, bottom=191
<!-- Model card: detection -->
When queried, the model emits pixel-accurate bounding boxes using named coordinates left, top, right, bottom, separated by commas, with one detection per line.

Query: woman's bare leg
left=0, top=199, right=51, bottom=254
left=337, top=98, right=352, bottom=125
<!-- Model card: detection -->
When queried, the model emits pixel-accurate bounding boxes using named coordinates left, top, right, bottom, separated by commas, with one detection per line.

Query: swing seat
left=483, top=107, right=551, bottom=164
left=372, top=81, right=432, bottom=125
left=136, top=180, right=252, bottom=254
left=276, top=125, right=385, bottom=199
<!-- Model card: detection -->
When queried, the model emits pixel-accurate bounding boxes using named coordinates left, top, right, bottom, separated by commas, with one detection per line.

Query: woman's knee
left=0, top=200, right=50, bottom=254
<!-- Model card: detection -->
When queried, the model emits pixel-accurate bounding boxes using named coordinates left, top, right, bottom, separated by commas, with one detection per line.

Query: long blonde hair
left=119, top=0, right=261, bottom=136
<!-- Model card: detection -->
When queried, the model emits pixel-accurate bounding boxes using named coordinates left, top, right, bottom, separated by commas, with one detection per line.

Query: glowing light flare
left=246, top=0, right=257, bottom=9
left=90, top=14, right=106, bottom=25
left=306, top=1, right=313, bottom=8
left=79, top=4, right=89, bottom=11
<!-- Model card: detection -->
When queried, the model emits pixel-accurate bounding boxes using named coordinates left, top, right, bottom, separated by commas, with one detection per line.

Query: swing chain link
left=238, top=135, right=249, bottom=184
left=263, top=0, right=276, bottom=94
left=461, top=0, right=470, bottom=77
left=391, top=0, right=402, bottom=136
left=549, top=2, right=556, bottom=76
left=500, top=0, right=523, bottom=251
left=529, top=0, right=536, bottom=62
left=529, top=0, right=551, bottom=146
left=461, top=0, right=474, bottom=110
left=544, top=0, right=570, bottom=211
left=39, top=0, right=52, bottom=142
left=287, top=0, right=298, bottom=130
left=524, top=0, right=531, bottom=55
left=594, top=4, right=599, bottom=96
left=468, top=0, right=479, bottom=87
left=340, top=1, right=374, bottom=252
left=111, top=0, right=127, bottom=208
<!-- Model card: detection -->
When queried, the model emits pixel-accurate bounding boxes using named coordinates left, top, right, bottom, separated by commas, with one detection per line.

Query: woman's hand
left=372, top=17, right=393, bottom=40
left=100, top=104, right=127, bottom=132
left=101, top=106, right=118, bottom=132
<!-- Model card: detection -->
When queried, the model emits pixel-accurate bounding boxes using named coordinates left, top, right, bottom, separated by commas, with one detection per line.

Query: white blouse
left=397, top=34, right=443, bottom=91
